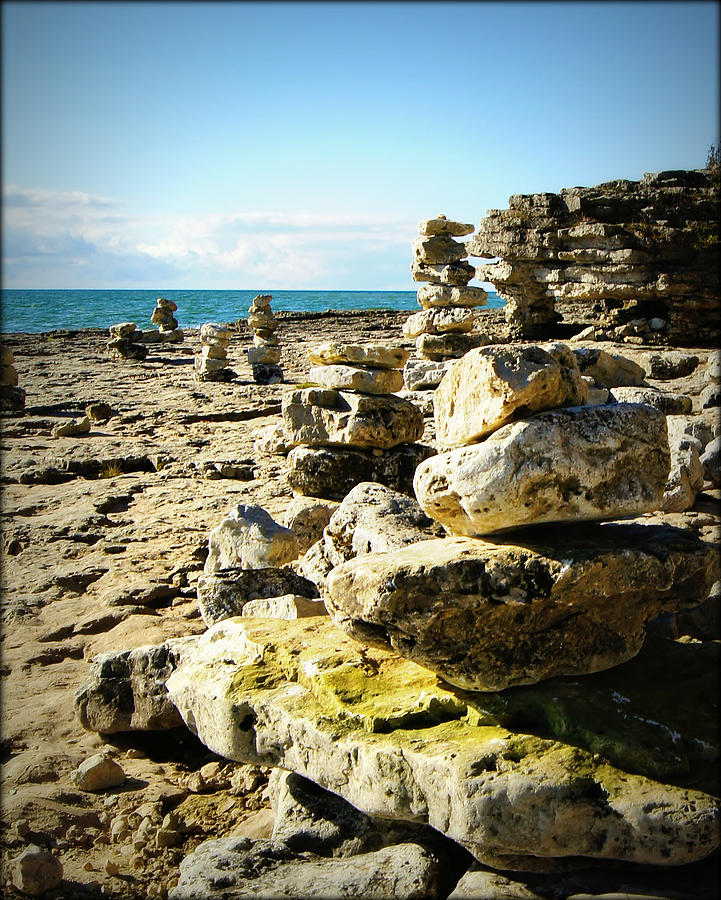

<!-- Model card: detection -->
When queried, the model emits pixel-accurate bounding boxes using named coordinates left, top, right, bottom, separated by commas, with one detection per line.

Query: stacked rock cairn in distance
left=282, top=341, right=434, bottom=503
left=0, top=345, right=26, bottom=411
left=106, top=322, right=148, bottom=360
left=403, top=215, right=490, bottom=393
left=247, top=295, right=283, bottom=385
left=195, top=323, right=234, bottom=382
left=148, top=296, right=184, bottom=343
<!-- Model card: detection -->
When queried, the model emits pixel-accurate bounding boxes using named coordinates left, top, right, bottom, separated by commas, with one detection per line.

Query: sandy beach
left=1, top=303, right=719, bottom=899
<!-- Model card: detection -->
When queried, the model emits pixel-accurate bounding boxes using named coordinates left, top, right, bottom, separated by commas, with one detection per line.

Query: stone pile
left=281, top=340, right=433, bottom=505
left=0, top=344, right=26, bottom=411
left=247, top=294, right=283, bottom=384
left=467, top=168, right=720, bottom=344
left=145, top=296, right=184, bottom=343
left=106, top=322, right=148, bottom=360
left=404, top=215, right=490, bottom=392
left=194, top=323, right=234, bottom=382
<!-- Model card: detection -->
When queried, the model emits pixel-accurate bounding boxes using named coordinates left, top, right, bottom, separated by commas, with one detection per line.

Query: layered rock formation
left=468, top=168, right=720, bottom=345
left=195, top=322, right=234, bottom=381
left=247, top=294, right=282, bottom=384
left=106, top=322, right=148, bottom=360
left=146, top=296, right=184, bottom=343
left=283, top=341, right=430, bottom=502
left=0, top=344, right=25, bottom=411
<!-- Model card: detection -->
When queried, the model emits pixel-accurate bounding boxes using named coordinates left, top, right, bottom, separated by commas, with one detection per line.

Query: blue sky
left=2, top=1, right=719, bottom=289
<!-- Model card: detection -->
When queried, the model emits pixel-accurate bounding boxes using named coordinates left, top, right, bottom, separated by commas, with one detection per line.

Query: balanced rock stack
left=281, top=341, right=434, bottom=506
left=247, top=294, right=282, bottom=384
left=0, top=345, right=26, bottom=411
left=404, top=214, right=490, bottom=392
left=106, top=322, right=148, bottom=360
left=148, top=296, right=184, bottom=343
left=194, top=322, right=234, bottom=382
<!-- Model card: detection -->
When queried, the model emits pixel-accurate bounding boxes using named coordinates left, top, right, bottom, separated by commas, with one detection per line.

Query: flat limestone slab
left=325, top=526, right=718, bottom=690
left=165, top=617, right=720, bottom=868
left=403, top=308, right=474, bottom=338
left=415, top=403, right=670, bottom=535
left=434, top=343, right=588, bottom=450
left=308, top=342, right=409, bottom=370
left=417, top=285, right=487, bottom=309
left=282, top=387, right=423, bottom=450
left=308, top=363, right=404, bottom=395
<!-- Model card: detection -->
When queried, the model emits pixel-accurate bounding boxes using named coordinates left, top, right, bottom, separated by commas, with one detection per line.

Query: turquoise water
left=0, top=289, right=503, bottom=334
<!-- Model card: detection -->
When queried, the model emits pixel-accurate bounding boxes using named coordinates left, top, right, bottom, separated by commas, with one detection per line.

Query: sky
left=2, top=0, right=719, bottom=290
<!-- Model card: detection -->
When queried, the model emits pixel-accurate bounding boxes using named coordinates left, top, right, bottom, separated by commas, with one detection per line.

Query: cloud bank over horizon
left=2, top=186, right=430, bottom=290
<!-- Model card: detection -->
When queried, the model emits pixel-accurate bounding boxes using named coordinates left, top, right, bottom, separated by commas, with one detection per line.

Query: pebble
left=104, top=859, right=120, bottom=876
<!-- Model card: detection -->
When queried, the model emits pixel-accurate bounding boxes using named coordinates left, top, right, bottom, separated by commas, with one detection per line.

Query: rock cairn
left=195, top=323, right=234, bottom=381
left=404, top=215, right=490, bottom=392
left=247, top=294, right=282, bottom=384
left=147, top=296, right=184, bottom=343
left=0, top=344, right=26, bottom=411
left=281, top=341, right=433, bottom=506
left=467, top=168, right=720, bottom=345
left=106, top=322, right=148, bottom=360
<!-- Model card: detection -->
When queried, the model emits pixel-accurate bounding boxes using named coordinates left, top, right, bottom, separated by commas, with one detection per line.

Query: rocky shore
left=1, top=300, right=719, bottom=899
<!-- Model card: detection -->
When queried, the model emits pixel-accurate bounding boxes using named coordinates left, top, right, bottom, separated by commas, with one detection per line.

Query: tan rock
left=416, top=284, right=487, bottom=309
left=282, top=388, right=424, bottom=450
left=71, top=753, right=126, bottom=791
left=12, top=845, right=63, bottom=896
left=308, top=342, right=409, bottom=370
left=241, top=594, right=327, bottom=619
left=247, top=345, right=281, bottom=365
left=283, top=496, right=338, bottom=553
left=410, top=259, right=476, bottom=285
left=403, top=307, right=474, bottom=338
left=418, top=215, right=474, bottom=237
left=434, top=343, right=588, bottom=450
left=416, top=403, right=669, bottom=535
left=416, top=332, right=491, bottom=360
left=411, top=234, right=467, bottom=265
left=326, top=526, right=718, bottom=690
left=308, top=363, right=403, bottom=395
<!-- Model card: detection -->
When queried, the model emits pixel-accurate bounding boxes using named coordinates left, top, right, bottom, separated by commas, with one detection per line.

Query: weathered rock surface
left=170, top=836, right=444, bottom=899
left=609, top=385, right=693, bottom=415
left=204, top=504, right=299, bottom=573
left=286, top=443, right=435, bottom=500
left=417, top=403, right=669, bottom=534
left=326, top=526, right=718, bottom=690
left=416, top=332, right=490, bottom=360
left=416, top=284, right=488, bottom=308
left=646, top=351, right=700, bottom=380
left=410, top=259, right=476, bottom=285
left=307, top=341, right=409, bottom=370
left=241, top=594, right=327, bottom=620
left=403, top=307, right=475, bottom=338
left=12, top=844, right=63, bottom=896
left=74, top=637, right=197, bottom=732
left=196, top=566, right=318, bottom=627
left=434, top=344, right=587, bottom=450
left=412, top=233, right=468, bottom=264
left=403, top=358, right=455, bottom=391
left=308, top=363, right=404, bottom=395
left=283, top=496, right=338, bottom=553
left=282, top=387, right=424, bottom=450
left=572, top=346, right=646, bottom=386
left=418, top=215, right=474, bottom=237
left=71, top=752, right=126, bottom=791
left=165, top=617, right=720, bottom=867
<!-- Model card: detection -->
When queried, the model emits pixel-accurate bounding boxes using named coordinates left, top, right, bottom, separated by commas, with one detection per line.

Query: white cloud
left=2, top=186, right=419, bottom=289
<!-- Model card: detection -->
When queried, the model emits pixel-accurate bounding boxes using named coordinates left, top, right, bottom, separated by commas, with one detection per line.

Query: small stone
left=109, top=322, right=136, bottom=338
left=12, top=844, right=63, bottom=896
left=104, top=859, right=120, bottom=876
left=86, top=402, right=115, bottom=421
left=71, top=753, right=126, bottom=791
left=241, top=594, right=328, bottom=620
left=403, top=358, right=455, bottom=391
left=251, top=362, right=283, bottom=384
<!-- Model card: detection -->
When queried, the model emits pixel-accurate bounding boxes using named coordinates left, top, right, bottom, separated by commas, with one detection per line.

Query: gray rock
left=646, top=352, right=699, bottom=380
left=610, top=386, right=693, bottom=415
left=251, top=362, right=283, bottom=384
left=403, top=358, right=455, bottom=391
left=241, top=594, right=327, bottom=620
left=410, top=259, right=476, bottom=285
left=197, top=566, right=318, bottom=627
left=74, top=637, right=196, bottom=732
left=283, top=496, right=338, bottom=554
left=700, top=436, right=721, bottom=487
left=326, top=525, right=719, bottom=691
left=700, top=383, right=721, bottom=409
left=416, top=332, right=491, bottom=360
left=71, top=752, right=126, bottom=791
left=204, top=504, right=299, bottom=573
left=170, top=836, right=444, bottom=899
left=572, top=347, right=646, bottom=386
left=285, top=443, right=435, bottom=501
left=12, top=844, right=63, bottom=896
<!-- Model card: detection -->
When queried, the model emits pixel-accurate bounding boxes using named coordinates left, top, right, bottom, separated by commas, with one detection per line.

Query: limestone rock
left=251, top=362, right=283, bottom=384
left=646, top=352, right=699, bottom=380
left=200, top=322, right=232, bottom=342
left=12, top=845, right=63, bottom=896
left=196, top=566, right=318, bottom=627
left=412, top=234, right=467, bottom=264
left=418, top=215, right=474, bottom=237
left=308, top=363, right=404, bottom=395
left=403, top=307, right=474, bottom=338
left=204, top=504, right=299, bottom=573
left=283, top=496, right=338, bottom=554
left=0, top=384, right=26, bottom=411
left=320, top=482, right=443, bottom=570
left=74, top=637, right=197, bottom=732
left=700, top=436, right=721, bottom=487
left=433, top=344, right=588, bottom=451
left=610, top=386, right=693, bottom=415
left=247, top=345, right=281, bottom=366
left=417, top=284, right=487, bottom=309
left=417, top=403, right=669, bottom=534
left=52, top=415, right=91, bottom=437
left=282, top=388, right=424, bottom=450
left=700, top=383, right=721, bottom=409
left=241, top=594, right=327, bottom=620
left=166, top=617, right=720, bottom=867
left=416, top=332, right=491, bottom=360
left=286, top=443, right=435, bottom=501
left=71, top=752, right=126, bottom=791
left=326, top=526, right=718, bottom=690
left=109, top=322, right=136, bottom=338
left=662, top=436, right=705, bottom=513
left=298, top=537, right=335, bottom=593
left=410, top=259, right=476, bottom=285
left=308, top=341, right=409, bottom=370
left=170, top=836, right=443, bottom=899
left=572, top=347, right=646, bottom=387
left=403, top=358, right=454, bottom=391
